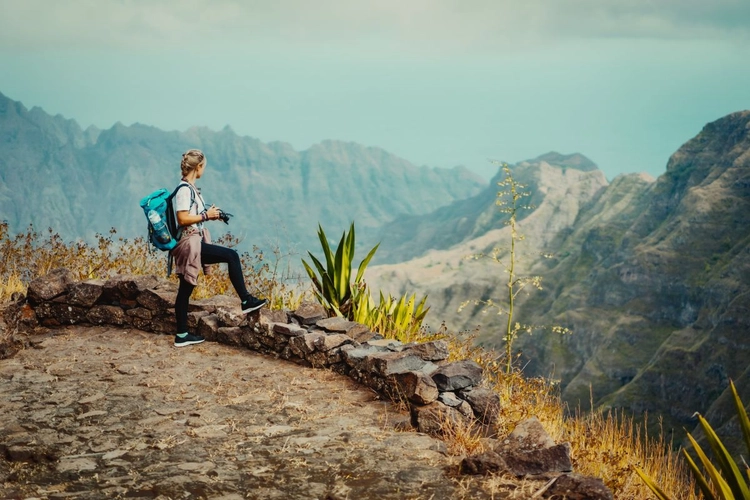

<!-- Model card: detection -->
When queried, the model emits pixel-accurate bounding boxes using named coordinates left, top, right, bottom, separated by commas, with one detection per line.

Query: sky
left=1, top=0, right=749, bottom=181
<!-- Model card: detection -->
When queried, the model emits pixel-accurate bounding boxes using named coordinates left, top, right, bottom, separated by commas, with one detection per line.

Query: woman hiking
left=171, top=148, right=267, bottom=347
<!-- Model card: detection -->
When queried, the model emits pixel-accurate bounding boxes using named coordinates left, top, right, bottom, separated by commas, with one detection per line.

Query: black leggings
left=175, top=242, right=250, bottom=333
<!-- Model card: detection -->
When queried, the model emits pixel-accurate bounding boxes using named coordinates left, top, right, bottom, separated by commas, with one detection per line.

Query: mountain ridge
left=0, top=92, right=485, bottom=256
left=367, top=152, right=606, bottom=263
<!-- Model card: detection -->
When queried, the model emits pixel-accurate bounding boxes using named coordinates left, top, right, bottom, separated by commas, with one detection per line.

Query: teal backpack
left=139, top=183, right=194, bottom=251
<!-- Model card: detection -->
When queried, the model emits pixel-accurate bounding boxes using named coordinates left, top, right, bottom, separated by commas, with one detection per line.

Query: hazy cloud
left=1, top=0, right=748, bottom=52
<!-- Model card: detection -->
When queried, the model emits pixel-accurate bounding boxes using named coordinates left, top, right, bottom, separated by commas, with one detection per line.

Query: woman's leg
left=200, top=242, right=250, bottom=299
left=175, top=274, right=196, bottom=333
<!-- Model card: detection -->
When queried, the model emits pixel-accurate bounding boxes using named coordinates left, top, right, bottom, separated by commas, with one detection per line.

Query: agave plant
left=377, top=292, right=430, bottom=342
left=352, top=290, right=430, bottom=342
left=637, top=380, right=750, bottom=500
left=301, top=222, right=379, bottom=318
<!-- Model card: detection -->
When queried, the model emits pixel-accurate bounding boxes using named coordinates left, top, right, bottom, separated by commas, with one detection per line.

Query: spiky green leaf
left=317, top=224, right=335, bottom=276
left=306, top=252, right=327, bottom=283
left=730, top=380, right=750, bottom=461
left=355, top=242, right=380, bottom=284
left=686, top=432, right=735, bottom=500
left=696, top=412, right=750, bottom=499
left=301, top=258, right=317, bottom=282
left=634, top=467, right=675, bottom=500
left=682, top=447, right=717, bottom=500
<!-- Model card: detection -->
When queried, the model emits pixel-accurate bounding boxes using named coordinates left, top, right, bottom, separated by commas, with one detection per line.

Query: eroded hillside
left=367, top=112, right=750, bottom=445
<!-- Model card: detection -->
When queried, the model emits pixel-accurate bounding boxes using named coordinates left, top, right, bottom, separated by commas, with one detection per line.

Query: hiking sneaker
left=174, top=332, right=205, bottom=347
left=241, top=296, right=267, bottom=314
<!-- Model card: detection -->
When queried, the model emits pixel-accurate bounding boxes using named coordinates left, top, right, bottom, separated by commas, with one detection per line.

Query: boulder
left=545, top=473, right=613, bottom=500
left=151, top=314, right=177, bottom=334
left=391, top=371, right=439, bottom=405
left=240, top=329, right=262, bottom=350
left=343, top=344, right=390, bottom=372
left=316, top=317, right=372, bottom=341
left=217, top=327, right=243, bottom=346
left=273, top=323, right=307, bottom=337
left=126, top=307, right=152, bottom=330
left=292, top=301, right=327, bottom=325
left=187, top=310, right=209, bottom=329
left=192, top=294, right=240, bottom=313
left=103, top=275, right=160, bottom=304
left=314, top=333, right=354, bottom=352
left=431, top=360, right=483, bottom=391
left=364, top=351, right=429, bottom=377
left=410, top=401, right=469, bottom=435
left=500, top=416, right=555, bottom=451
left=35, top=302, right=87, bottom=325
left=402, top=340, right=450, bottom=361
left=366, top=338, right=402, bottom=350
left=0, top=310, right=21, bottom=360
left=27, top=268, right=74, bottom=304
left=503, top=442, right=572, bottom=476
left=438, top=391, right=464, bottom=407
left=309, top=345, right=347, bottom=368
left=458, top=387, right=501, bottom=424
left=137, top=284, right=178, bottom=313
left=14, top=303, right=38, bottom=329
left=459, top=451, right=507, bottom=475
left=197, top=314, right=220, bottom=341
left=289, top=332, right=325, bottom=358
left=437, top=392, right=474, bottom=418
left=257, top=308, right=290, bottom=328
left=215, top=306, right=246, bottom=327
left=87, top=305, right=126, bottom=326
left=64, top=280, right=104, bottom=307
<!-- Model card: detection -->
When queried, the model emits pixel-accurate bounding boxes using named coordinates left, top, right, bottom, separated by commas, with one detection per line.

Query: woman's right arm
left=177, top=207, right=221, bottom=227
left=175, top=185, right=220, bottom=226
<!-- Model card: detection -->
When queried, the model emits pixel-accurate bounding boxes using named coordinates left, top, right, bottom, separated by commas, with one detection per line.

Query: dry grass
left=436, top=328, right=698, bottom=499
left=0, top=222, right=698, bottom=499
left=0, top=221, right=306, bottom=307
left=566, top=409, right=698, bottom=499
left=439, top=417, right=487, bottom=456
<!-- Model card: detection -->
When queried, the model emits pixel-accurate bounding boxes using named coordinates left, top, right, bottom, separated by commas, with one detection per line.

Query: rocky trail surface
left=0, top=326, right=537, bottom=499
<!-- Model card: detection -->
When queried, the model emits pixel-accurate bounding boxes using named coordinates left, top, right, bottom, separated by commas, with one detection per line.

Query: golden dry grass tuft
left=0, top=222, right=307, bottom=307
left=566, top=409, right=698, bottom=499
left=0, top=223, right=698, bottom=499
left=429, top=325, right=698, bottom=499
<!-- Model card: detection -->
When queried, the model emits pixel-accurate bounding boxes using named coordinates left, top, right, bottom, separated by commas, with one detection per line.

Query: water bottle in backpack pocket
left=147, top=210, right=172, bottom=245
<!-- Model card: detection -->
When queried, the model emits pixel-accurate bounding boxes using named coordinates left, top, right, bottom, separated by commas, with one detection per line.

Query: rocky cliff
left=0, top=92, right=484, bottom=256
left=367, top=112, right=750, bottom=444
left=367, top=152, right=610, bottom=331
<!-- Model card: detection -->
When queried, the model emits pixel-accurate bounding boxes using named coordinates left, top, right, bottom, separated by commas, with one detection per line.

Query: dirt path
left=0, top=326, right=524, bottom=499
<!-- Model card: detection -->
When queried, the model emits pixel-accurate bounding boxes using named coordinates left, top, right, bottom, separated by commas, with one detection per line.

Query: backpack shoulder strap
left=170, top=181, right=189, bottom=198
left=170, top=181, right=196, bottom=207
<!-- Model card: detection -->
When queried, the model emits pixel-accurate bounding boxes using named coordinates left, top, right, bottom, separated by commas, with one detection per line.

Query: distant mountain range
left=0, top=91, right=484, bottom=258
left=367, top=111, right=750, bottom=449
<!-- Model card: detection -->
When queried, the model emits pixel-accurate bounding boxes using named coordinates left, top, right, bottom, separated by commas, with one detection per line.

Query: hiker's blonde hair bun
left=181, top=149, right=205, bottom=177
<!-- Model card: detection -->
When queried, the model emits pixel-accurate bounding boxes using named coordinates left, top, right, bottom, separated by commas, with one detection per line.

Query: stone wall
left=5, top=268, right=612, bottom=497
left=16, top=268, right=498, bottom=432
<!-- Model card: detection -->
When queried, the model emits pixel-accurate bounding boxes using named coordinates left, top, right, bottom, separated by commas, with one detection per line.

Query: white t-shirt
left=172, top=182, right=206, bottom=236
